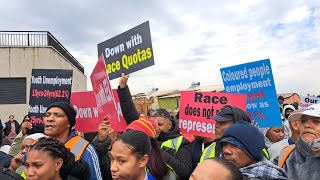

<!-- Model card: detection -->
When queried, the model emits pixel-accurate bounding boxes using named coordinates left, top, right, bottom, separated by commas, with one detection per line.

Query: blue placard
left=220, top=59, right=282, bottom=128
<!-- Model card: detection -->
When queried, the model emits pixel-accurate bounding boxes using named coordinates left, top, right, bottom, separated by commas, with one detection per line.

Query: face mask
left=303, top=137, right=320, bottom=151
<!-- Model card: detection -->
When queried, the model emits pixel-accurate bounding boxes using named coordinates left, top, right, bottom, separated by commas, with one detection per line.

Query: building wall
left=0, top=47, right=86, bottom=123
left=158, top=97, right=180, bottom=111
left=284, top=94, right=300, bottom=105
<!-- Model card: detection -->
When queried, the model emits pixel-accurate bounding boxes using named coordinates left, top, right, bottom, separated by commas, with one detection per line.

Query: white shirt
left=268, top=139, right=290, bottom=161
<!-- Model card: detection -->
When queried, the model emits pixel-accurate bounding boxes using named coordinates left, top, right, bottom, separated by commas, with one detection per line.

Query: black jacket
left=91, top=136, right=112, bottom=180
left=157, top=120, right=193, bottom=180
left=4, top=120, right=19, bottom=136
left=0, top=151, right=12, bottom=168
left=118, top=85, right=193, bottom=180
left=191, top=140, right=213, bottom=170
left=117, top=85, right=140, bottom=124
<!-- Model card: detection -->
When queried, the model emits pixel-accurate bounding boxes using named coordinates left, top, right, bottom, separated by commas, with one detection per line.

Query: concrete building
left=0, top=31, right=86, bottom=122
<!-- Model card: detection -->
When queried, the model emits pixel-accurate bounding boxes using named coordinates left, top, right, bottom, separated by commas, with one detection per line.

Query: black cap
left=210, top=105, right=251, bottom=123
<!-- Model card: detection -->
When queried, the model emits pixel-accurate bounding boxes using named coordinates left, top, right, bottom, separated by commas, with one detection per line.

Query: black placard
left=27, top=69, right=73, bottom=134
left=97, top=21, right=155, bottom=80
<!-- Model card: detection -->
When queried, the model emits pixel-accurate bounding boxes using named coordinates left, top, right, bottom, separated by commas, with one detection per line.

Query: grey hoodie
left=281, top=137, right=320, bottom=180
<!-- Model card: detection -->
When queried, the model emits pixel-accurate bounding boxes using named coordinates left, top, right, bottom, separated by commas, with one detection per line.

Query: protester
left=278, top=96, right=287, bottom=113
left=220, top=121, right=288, bottom=179
left=282, top=104, right=296, bottom=138
left=190, top=157, right=243, bottom=180
left=19, top=116, right=29, bottom=130
left=116, top=73, right=192, bottom=179
left=198, top=105, right=255, bottom=164
left=44, top=101, right=102, bottom=180
left=268, top=110, right=302, bottom=161
left=0, top=126, right=12, bottom=168
left=4, top=115, right=20, bottom=145
left=277, top=104, right=320, bottom=180
left=191, top=136, right=215, bottom=169
left=25, top=137, right=89, bottom=180
left=261, top=126, right=285, bottom=147
left=9, top=133, right=45, bottom=179
left=110, top=130, right=156, bottom=180
left=93, top=116, right=169, bottom=180
left=9, top=120, right=33, bottom=156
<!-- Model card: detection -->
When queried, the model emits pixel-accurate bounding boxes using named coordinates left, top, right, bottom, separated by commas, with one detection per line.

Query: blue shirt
left=68, top=133, right=103, bottom=180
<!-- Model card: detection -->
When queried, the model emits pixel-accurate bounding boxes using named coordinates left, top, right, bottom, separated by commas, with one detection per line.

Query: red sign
left=71, top=90, right=125, bottom=132
left=179, top=91, right=246, bottom=138
left=90, top=55, right=127, bottom=132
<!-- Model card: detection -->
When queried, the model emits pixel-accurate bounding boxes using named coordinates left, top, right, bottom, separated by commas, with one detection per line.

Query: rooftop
left=0, top=31, right=84, bottom=73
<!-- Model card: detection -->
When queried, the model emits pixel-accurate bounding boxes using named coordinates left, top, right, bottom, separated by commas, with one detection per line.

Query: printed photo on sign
left=28, top=69, right=73, bottom=134
left=179, top=91, right=246, bottom=138
left=220, top=59, right=282, bottom=128
left=90, top=54, right=127, bottom=132
left=97, top=21, right=155, bottom=80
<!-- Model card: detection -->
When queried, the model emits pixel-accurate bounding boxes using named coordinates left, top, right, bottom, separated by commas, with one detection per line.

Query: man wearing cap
left=115, top=73, right=192, bottom=180
left=221, top=121, right=288, bottom=179
left=198, top=105, right=253, bottom=164
left=268, top=110, right=302, bottom=161
left=44, top=101, right=103, bottom=180
left=277, top=104, right=320, bottom=180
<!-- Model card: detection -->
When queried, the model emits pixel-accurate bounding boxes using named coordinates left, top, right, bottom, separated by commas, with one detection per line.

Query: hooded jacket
left=117, top=85, right=192, bottom=180
left=282, top=105, right=296, bottom=138
left=280, top=137, right=320, bottom=180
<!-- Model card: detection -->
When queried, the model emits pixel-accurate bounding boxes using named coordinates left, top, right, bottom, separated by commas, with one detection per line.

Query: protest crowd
left=1, top=23, right=319, bottom=180
left=0, top=72, right=319, bottom=180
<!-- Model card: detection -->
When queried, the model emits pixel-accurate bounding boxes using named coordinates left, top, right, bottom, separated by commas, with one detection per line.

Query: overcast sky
left=1, top=0, right=319, bottom=95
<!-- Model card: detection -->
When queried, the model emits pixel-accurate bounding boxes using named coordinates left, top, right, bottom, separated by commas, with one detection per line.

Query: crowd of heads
left=1, top=88, right=320, bottom=180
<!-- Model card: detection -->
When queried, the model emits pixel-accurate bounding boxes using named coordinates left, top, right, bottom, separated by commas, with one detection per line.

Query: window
left=0, top=78, right=26, bottom=104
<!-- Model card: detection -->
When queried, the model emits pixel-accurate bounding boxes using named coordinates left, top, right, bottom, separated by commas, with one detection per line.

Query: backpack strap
left=278, top=145, right=296, bottom=168
left=65, top=136, right=90, bottom=161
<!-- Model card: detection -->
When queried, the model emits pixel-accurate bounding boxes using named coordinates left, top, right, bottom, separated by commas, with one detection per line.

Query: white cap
left=288, top=104, right=320, bottom=121
left=23, top=133, right=45, bottom=142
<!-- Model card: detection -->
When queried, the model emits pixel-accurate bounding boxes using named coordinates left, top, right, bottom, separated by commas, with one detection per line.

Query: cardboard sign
left=28, top=69, right=73, bottom=133
left=300, top=96, right=320, bottom=110
left=90, top=55, right=127, bottom=132
left=179, top=91, right=246, bottom=138
left=220, top=59, right=282, bottom=128
left=97, top=21, right=154, bottom=80
left=71, top=90, right=125, bottom=132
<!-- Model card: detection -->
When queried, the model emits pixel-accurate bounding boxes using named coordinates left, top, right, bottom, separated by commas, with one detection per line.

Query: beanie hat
left=126, top=115, right=157, bottom=138
left=220, top=121, right=265, bottom=161
left=46, top=101, right=76, bottom=128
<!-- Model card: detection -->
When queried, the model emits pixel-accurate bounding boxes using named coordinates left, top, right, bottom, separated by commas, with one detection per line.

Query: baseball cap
left=210, top=106, right=234, bottom=121
left=288, top=104, right=320, bottom=121
left=210, top=105, right=251, bottom=123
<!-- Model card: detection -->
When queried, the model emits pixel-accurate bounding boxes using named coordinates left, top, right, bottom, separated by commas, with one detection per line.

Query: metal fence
left=0, top=31, right=84, bottom=73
